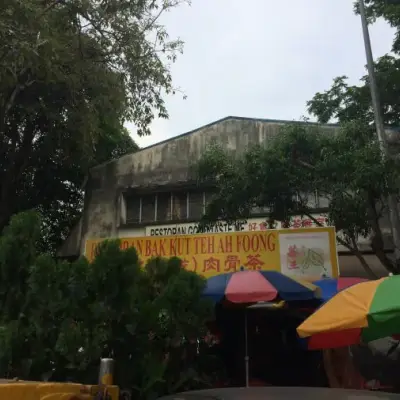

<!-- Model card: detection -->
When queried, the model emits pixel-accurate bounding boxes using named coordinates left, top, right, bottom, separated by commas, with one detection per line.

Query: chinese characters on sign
left=145, top=215, right=329, bottom=236
left=86, top=227, right=339, bottom=279
left=279, top=231, right=332, bottom=277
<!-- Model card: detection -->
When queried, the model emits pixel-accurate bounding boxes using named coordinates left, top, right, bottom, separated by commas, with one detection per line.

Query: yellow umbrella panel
left=297, top=277, right=400, bottom=349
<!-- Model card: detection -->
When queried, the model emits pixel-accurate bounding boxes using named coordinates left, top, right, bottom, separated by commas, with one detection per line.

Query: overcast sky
left=127, top=0, right=395, bottom=148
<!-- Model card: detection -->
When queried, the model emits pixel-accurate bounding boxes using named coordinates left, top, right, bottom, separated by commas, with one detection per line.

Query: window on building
left=126, top=195, right=141, bottom=223
left=125, top=190, right=228, bottom=225
left=318, top=194, right=330, bottom=209
left=307, top=192, right=318, bottom=208
left=251, top=205, right=270, bottom=215
left=188, top=191, right=204, bottom=220
left=172, top=191, right=188, bottom=220
left=299, top=192, right=318, bottom=209
left=204, top=191, right=215, bottom=210
left=157, top=192, right=172, bottom=222
left=141, top=194, right=156, bottom=223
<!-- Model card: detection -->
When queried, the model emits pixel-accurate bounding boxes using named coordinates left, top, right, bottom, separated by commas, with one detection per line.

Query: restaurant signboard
left=86, top=227, right=339, bottom=279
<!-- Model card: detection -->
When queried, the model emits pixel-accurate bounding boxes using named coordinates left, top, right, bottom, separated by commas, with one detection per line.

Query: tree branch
left=293, top=155, right=385, bottom=277
left=367, top=193, right=398, bottom=274
left=349, top=236, right=378, bottom=279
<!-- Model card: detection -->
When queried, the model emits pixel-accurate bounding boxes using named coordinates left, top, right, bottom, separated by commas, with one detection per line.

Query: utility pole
left=359, top=0, right=400, bottom=265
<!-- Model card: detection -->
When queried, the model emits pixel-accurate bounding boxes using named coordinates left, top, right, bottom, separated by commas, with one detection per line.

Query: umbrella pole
left=245, top=310, right=249, bottom=388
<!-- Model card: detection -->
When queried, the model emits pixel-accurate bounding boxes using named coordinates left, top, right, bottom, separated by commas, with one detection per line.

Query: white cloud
left=127, top=0, right=395, bottom=148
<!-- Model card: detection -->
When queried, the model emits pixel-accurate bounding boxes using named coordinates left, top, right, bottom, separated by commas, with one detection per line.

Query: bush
left=0, top=211, right=216, bottom=399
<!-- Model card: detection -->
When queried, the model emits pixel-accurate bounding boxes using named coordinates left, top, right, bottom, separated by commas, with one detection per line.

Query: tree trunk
left=366, top=194, right=399, bottom=274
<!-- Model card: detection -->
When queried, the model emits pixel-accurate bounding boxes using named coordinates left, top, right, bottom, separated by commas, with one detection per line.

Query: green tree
left=270, top=2, right=400, bottom=276
left=36, top=127, right=139, bottom=255
left=196, top=121, right=400, bottom=277
left=307, top=55, right=400, bottom=128
left=0, top=0, right=185, bottom=251
left=0, top=211, right=216, bottom=398
left=356, top=0, right=400, bottom=52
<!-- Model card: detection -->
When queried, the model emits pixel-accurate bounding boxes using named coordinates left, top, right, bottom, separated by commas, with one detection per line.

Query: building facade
left=59, top=116, right=394, bottom=278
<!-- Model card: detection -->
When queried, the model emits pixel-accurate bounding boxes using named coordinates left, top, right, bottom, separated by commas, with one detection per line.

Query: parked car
left=157, top=386, right=400, bottom=400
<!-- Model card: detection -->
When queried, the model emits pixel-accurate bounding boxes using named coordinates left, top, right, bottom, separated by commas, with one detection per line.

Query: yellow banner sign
left=85, top=227, right=339, bottom=279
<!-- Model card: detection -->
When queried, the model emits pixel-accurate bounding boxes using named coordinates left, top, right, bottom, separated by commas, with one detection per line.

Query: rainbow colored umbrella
left=312, top=277, right=368, bottom=302
left=297, top=275, right=400, bottom=349
left=203, top=270, right=321, bottom=303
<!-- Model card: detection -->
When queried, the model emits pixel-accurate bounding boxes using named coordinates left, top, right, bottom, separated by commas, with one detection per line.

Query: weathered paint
left=57, top=116, right=397, bottom=280
left=59, top=117, right=337, bottom=257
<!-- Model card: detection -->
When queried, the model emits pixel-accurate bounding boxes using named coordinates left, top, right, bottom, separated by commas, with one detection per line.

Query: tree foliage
left=195, top=1, right=400, bottom=277
left=1, top=0, right=186, bottom=252
left=307, top=55, right=400, bottom=127
left=0, top=211, right=216, bottom=398
left=263, top=1, right=400, bottom=276
left=357, top=0, right=400, bottom=53
left=307, top=0, right=400, bottom=128
left=196, top=121, right=400, bottom=277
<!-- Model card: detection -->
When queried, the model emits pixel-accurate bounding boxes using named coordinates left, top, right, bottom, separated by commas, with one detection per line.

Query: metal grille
left=189, top=191, right=204, bottom=219
left=126, top=195, right=140, bottom=223
left=141, top=194, right=156, bottom=223
left=299, top=192, right=318, bottom=208
left=204, top=191, right=215, bottom=211
left=318, top=195, right=330, bottom=208
left=251, top=206, right=270, bottom=215
left=157, top=192, right=172, bottom=222
left=172, top=192, right=188, bottom=220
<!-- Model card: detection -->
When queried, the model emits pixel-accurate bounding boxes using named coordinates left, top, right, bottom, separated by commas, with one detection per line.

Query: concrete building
left=59, top=116, right=393, bottom=278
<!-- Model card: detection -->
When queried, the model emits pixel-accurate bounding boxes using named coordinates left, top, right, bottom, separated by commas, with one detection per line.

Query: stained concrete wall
left=58, top=117, right=334, bottom=257
left=57, top=116, right=400, bottom=279
left=97, top=117, right=331, bottom=191
left=60, top=117, right=400, bottom=263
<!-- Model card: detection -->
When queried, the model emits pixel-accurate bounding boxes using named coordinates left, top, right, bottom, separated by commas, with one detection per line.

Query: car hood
left=157, top=387, right=400, bottom=400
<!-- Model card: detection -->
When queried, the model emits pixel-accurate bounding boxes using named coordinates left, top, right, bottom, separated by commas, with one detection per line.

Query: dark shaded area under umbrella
left=212, top=305, right=328, bottom=388
left=351, top=337, right=400, bottom=388
left=203, top=271, right=330, bottom=387
left=203, top=272, right=369, bottom=388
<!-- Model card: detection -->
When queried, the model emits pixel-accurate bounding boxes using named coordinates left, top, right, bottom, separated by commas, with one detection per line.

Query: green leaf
left=196, top=120, right=400, bottom=276
left=0, top=212, right=216, bottom=395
